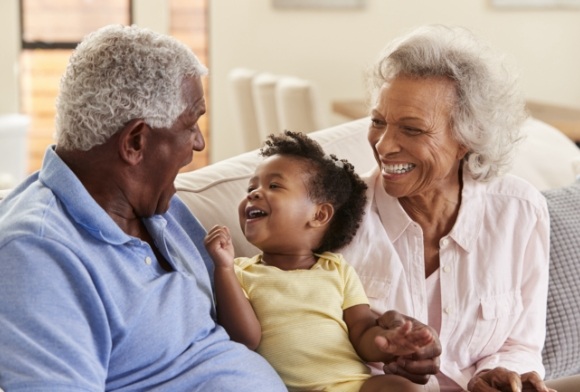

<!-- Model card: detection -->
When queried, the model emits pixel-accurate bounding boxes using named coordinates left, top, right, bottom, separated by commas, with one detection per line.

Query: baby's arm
left=373, top=320, right=434, bottom=356
left=204, top=225, right=261, bottom=349
left=344, top=304, right=434, bottom=362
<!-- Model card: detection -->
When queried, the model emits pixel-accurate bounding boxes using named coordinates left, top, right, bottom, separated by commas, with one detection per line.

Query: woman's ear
left=118, top=119, right=149, bottom=165
left=456, top=144, right=469, bottom=160
left=309, top=203, right=334, bottom=228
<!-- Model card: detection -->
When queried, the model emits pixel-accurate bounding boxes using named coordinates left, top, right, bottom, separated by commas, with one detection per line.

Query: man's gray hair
left=55, top=24, right=208, bottom=151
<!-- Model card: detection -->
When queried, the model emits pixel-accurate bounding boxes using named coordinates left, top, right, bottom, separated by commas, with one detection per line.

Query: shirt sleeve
left=340, top=256, right=370, bottom=310
left=233, top=257, right=252, bottom=298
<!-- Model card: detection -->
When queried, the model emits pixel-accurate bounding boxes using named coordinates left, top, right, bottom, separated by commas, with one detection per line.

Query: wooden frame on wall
left=491, top=0, right=580, bottom=8
left=272, top=0, right=365, bottom=9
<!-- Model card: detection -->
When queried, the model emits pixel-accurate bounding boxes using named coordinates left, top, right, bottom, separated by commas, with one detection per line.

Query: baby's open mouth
left=246, top=206, right=268, bottom=219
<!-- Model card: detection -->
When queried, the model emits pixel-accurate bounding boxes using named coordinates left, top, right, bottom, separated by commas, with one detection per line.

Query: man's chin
left=155, top=191, right=175, bottom=215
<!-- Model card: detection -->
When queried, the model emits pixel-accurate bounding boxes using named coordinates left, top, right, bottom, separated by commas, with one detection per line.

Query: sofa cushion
left=541, top=180, right=580, bottom=379
left=175, top=117, right=375, bottom=257
left=174, top=116, right=580, bottom=258
left=510, top=118, right=580, bottom=191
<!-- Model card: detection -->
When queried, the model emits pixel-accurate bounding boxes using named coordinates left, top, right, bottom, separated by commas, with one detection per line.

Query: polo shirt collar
left=39, top=146, right=134, bottom=245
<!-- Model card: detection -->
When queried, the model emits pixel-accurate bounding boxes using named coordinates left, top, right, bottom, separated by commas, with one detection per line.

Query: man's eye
left=370, top=118, right=384, bottom=127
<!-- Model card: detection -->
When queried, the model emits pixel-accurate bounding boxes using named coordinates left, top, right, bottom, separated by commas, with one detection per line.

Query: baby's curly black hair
left=260, top=130, right=367, bottom=254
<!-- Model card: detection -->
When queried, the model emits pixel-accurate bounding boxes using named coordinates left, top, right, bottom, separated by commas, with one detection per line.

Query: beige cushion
left=175, top=116, right=580, bottom=257
left=511, top=118, right=580, bottom=190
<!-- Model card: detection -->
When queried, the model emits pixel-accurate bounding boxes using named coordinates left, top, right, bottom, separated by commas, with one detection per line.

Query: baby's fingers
left=406, top=327, right=434, bottom=346
left=374, top=331, right=420, bottom=356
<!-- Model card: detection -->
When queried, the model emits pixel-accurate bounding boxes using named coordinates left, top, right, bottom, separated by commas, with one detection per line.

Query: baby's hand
left=204, top=225, right=235, bottom=267
left=374, top=320, right=434, bottom=357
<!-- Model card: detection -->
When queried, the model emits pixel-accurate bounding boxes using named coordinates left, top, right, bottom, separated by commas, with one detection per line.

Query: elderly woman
left=340, top=25, right=563, bottom=391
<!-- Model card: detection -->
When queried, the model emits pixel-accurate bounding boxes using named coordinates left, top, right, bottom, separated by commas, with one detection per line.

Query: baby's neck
left=260, top=252, right=317, bottom=271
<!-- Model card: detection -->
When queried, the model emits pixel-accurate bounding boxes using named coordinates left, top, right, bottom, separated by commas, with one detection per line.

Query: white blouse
left=340, top=167, right=550, bottom=391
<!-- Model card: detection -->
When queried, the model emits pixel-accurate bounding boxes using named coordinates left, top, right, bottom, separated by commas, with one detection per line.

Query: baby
left=205, top=130, right=433, bottom=392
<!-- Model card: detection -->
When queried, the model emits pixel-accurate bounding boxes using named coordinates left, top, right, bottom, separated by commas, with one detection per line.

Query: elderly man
left=0, top=25, right=285, bottom=391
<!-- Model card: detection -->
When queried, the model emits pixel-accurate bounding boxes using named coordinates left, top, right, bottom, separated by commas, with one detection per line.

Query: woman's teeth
left=382, top=163, right=415, bottom=174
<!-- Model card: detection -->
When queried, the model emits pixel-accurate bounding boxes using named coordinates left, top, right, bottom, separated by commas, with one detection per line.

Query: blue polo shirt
left=0, top=147, right=285, bottom=392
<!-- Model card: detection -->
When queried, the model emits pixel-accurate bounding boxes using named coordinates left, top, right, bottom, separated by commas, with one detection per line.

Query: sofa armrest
left=510, top=118, right=580, bottom=190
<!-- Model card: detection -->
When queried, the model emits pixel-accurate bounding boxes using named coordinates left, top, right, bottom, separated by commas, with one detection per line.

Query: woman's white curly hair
left=55, top=24, right=208, bottom=151
left=368, top=25, right=527, bottom=181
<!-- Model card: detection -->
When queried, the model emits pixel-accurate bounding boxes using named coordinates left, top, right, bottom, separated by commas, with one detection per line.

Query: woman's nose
left=375, top=127, right=400, bottom=156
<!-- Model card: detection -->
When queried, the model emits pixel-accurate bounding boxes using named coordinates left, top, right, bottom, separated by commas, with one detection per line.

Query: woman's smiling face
left=368, top=75, right=467, bottom=199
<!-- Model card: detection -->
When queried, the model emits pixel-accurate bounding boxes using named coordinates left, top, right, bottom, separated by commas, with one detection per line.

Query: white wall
left=0, top=1, right=21, bottom=115
left=209, top=0, right=580, bottom=161
left=133, top=0, right=169, bottom=35
left=1, top=1, right=579, bottom=161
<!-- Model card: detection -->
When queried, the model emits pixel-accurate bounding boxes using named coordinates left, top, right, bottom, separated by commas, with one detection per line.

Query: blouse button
left=444, top=306, right=453, bottom=315
left=441, top=238, right=449, bottom=248
left=442, top=265, right=450, bottom=273
left=145, top=256, right=152, bottom=265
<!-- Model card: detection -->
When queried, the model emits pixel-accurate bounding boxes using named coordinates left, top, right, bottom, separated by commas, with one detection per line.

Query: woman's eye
left=403, top=126, right=422, bottom=135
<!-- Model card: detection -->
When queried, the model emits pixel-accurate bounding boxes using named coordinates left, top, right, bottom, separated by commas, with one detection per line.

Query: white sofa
left=174, top=116, right=580, bottom=381
left=1, top=116, right=580, bottom=380
left=175, top=116, right=580, bottom=257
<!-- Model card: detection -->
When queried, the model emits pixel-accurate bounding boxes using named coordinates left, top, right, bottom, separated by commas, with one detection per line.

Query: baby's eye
left=246, top=185, right=256, bottom=193
left=269, top=183, right=280, bottom=189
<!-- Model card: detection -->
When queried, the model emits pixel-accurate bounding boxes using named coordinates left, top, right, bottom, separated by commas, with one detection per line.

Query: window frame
left=19, top=0, right=133, bottom=50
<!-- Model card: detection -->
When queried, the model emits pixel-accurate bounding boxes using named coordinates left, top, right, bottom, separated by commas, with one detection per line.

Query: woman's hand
left=377, top=310, right=441, bottom=384
left=467, top=368, right=556, bottom=392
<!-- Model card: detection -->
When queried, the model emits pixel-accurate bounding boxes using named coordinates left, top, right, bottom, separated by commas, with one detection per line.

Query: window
left=20, top=0, right=208, bottom=173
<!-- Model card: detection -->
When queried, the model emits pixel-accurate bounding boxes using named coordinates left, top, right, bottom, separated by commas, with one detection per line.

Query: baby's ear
left=310, top=203, right=334, bottom=227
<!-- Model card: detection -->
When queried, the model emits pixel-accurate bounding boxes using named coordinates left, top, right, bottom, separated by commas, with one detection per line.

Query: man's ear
left=309, top=203, right=334, bottom=228
left=118, top=119, right=149, bottom=165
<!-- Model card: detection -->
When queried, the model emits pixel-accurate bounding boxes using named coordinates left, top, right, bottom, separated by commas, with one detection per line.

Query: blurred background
left=1, top=0, right=579, bottom=188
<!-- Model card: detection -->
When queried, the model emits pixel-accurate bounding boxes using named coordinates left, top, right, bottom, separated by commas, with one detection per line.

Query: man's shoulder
left=0, top=181, right=62, bottom=242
